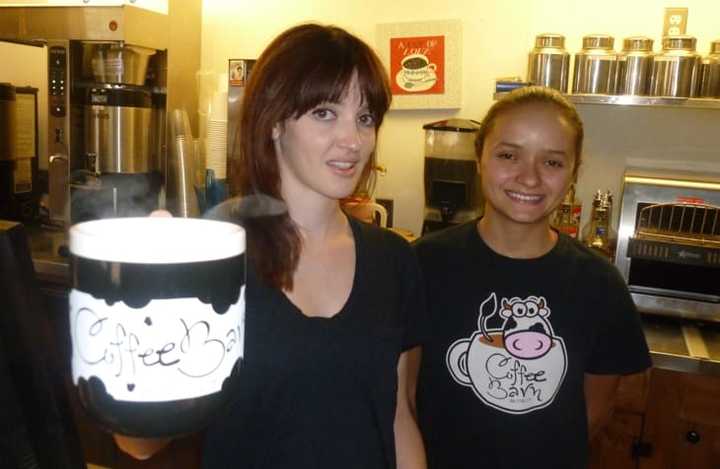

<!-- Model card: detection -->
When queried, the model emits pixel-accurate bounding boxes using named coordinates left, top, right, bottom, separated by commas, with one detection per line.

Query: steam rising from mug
left=203, top=193, right=288, bottom=222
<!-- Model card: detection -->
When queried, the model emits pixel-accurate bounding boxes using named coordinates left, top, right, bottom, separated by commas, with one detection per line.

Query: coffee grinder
left=422, top=119, right=482, bottom=234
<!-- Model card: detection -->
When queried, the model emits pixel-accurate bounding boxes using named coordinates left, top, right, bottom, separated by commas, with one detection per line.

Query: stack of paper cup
left=206, top=118, right=227, bottom=180
left=206, top=84, right=228, bottom=180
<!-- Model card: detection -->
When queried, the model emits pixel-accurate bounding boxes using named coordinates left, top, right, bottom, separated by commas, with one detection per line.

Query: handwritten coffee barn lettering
left=75, top=306, right=240, bottom=381
left=70, top=289, right=245, bottom=402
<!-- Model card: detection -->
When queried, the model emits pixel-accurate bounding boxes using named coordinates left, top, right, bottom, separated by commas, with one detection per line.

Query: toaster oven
left=615, top=170, right=720, bottom=323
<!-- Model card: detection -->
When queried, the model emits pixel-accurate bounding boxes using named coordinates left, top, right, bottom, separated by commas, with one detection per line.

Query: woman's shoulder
left=350, top=217, right=411, bottom=250
left=412, top=220, right=477, bottom=257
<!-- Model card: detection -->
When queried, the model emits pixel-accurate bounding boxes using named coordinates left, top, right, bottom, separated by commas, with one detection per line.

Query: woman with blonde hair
left=413, top=86, right=649, bottom=469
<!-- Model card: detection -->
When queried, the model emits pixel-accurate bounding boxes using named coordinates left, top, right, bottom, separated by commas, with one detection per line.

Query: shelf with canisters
left=493, top=91, right=720, bottom=110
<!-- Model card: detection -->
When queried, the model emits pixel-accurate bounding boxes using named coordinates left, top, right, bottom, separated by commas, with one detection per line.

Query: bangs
left=287, top=37, right=390, bottom=125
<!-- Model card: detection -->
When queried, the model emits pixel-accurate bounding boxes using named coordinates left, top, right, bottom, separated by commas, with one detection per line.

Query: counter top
left=643, top=315, right=720, bottom=377
left=27, top=224, right=70, bottom=286
left=23, top=225, right=720, bottom=376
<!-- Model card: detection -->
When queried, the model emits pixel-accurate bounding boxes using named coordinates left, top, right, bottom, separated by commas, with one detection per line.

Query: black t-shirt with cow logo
left=413, top=220, right=651, bottom=469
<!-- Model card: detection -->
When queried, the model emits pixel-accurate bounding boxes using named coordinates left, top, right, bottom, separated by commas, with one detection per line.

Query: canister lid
left=582, top=34, right=615, bottom=50
left=662, top=35, right=696, bottom=51
left=0, top=83, right=16, bottom=101
left=534, top=33, right=565, bottom=49
left=422, top=118, right=481, bottom=133
left=622, top=36, right=653, bottom=52
left=86, top=86, right=152, bottom=108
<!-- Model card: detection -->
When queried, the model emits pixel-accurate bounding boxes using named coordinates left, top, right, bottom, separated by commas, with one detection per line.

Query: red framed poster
left=377, top=20, right=461, bottom=110
left=389, top=35, right=445, bottom=95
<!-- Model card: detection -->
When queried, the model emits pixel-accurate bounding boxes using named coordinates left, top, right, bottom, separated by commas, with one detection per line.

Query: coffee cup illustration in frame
left=392, top=37, right=444, bottom=94
left=377, top=20, right=462, bottom=110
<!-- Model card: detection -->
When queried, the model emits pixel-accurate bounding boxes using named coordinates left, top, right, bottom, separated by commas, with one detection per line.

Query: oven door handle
left=629, top=285, right=720, bottom=304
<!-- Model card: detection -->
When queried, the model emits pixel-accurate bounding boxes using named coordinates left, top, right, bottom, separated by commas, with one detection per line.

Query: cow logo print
left=446, top=292, right=568, bottom=414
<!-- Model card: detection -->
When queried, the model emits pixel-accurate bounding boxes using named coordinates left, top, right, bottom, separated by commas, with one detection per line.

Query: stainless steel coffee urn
left=85, top=87, right=155, bottom=174
left=650, top=35, right=701, bottom=98
left=698, top=40, right=720, bottom=98
left=615, top=37, right=654, bottom=96
left=527, top=34, right=570, bottom=92
left=70, top=40, right=164, bottom=224
left=572, top=35, right=617, bottom=95
left=0, top=4, right=202, bottom=225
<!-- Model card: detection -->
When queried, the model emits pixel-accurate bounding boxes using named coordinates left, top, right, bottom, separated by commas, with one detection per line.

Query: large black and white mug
left=68, top=217, right=246, bottom=437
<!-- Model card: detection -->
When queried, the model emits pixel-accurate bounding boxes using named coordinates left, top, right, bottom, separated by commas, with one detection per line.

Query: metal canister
left=698, top=40, right=720, bottom=98
left=85, top=87, right=154, bottom=174
left=572, top=35, right=617, bottom=94
left=527, top=33, right=570, bottom=92
left=650, top=35, right=701, bottom=98
left=616, top=37, right=654, bottom=96
left=0, top=83, right=16, bottom=161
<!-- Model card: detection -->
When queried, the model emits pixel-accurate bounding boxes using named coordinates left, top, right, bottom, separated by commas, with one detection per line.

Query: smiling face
left=273, top=75, right=377, bottom=205
left=478, top=102, right=577, bottom=231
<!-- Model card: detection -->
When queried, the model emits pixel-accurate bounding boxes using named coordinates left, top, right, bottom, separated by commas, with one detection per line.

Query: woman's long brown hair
left=230, top=24, right=391, bottom=290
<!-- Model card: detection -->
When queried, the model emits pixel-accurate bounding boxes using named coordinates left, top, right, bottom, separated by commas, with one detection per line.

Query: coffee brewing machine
left=422, top=119, right=482, bottom=234
left=0, top=4, right=200, bottom=225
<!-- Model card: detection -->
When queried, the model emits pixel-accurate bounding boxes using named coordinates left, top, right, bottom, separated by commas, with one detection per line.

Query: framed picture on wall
left=376, top=19, right=462, bottom=110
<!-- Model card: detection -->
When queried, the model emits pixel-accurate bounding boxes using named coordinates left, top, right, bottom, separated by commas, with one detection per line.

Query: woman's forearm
left=395, top=347, right=427, bottom=469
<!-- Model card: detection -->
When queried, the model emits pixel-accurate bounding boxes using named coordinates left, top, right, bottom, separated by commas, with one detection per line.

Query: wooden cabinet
left=590, top=368, right=720, bottom=469
left=641, top=369, right=720, bottom=469
left=589, top=371, right=650, bottom=468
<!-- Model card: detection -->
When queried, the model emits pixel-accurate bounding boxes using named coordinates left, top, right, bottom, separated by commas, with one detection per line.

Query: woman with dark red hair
left=116, top=23, right=427, bottom=469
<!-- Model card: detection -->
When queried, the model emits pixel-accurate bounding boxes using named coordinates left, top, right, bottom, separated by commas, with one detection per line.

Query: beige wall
left=201, top=0, right=720, bottom=234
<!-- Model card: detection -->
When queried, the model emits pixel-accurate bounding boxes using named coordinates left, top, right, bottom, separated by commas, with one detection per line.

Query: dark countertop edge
left=650, top=351, right=720, bottom=377
left=650, top=351, right=703, bottom=375
left=29, top=246, right=720, bottom=377
left=33, top=258, right=70, bottom=287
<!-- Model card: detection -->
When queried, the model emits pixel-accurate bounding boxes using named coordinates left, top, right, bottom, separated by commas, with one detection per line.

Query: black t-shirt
left=413, top=221, right=651, bottom=469
left=203, top=218, right=427, bottom=469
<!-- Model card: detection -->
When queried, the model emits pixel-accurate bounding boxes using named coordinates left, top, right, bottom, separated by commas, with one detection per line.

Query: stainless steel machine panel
left=615, top=171, right=720, bottom=323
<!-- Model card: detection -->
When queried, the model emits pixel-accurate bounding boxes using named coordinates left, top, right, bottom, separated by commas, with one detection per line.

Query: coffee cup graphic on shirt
left=446, top=293, right=568, bottom=415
